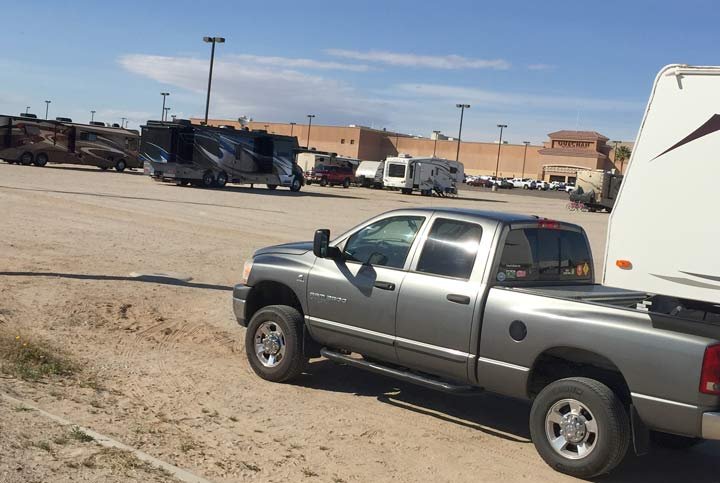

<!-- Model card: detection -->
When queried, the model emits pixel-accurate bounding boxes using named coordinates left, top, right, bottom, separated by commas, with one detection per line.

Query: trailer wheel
left=20, top=152, right=33, bottom=166
left=342, top=178, right=351, bottom=189
left=319, top=177, right=328, bottom=187
left=115, top=159, right=127, bottom=172
left=215, top=171, right=228, bottom=188
left=266, top=184, right=278, bottom=190
left=401, top=188, right=412, bottom=195
left=201, top=171, right=215, bottom=188
left=34, top=153, right=48, bottom=167
left=290, top=177, right=302, bottom=192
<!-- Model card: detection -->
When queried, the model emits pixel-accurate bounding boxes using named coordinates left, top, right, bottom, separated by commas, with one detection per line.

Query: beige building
left=195, top=118, right=628, bottom=182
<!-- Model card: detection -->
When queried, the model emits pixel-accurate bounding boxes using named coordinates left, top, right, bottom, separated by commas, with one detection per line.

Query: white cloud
left=228, top=54, right=370, bottom=72
left=325, top=49, right=511, bottom=70
left=393, top=83, right=642, bottom=112
left=527, top=63, right=556, bottom=71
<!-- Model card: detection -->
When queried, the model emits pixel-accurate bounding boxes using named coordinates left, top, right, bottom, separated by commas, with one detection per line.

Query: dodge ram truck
left=232, top=207, right=720, bottom=478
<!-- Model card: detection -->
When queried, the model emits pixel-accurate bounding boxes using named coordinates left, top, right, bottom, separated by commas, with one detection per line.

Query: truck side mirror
left=314, top=229, right=339, bottom=258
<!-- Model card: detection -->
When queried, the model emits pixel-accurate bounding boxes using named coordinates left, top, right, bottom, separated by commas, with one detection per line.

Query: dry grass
left=82, top=447, right=170, bottom=477
left=0, top=332, right=75, bottom=381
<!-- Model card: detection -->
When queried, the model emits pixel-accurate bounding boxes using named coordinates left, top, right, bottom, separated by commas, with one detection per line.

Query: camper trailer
left=570, top=169, right=623, bottom=212
left=141, top=120, right=304, bottom=191
left=0, top=115, right=140, bottom=171
left=297, top=152, right=359, bottom=177
left=355, top=160, right=385, bottom=188
left=383, top=156, right=461, bottom=196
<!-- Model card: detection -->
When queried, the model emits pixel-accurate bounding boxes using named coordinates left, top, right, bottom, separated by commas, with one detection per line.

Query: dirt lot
left=1, top=163, right=719, bottom=482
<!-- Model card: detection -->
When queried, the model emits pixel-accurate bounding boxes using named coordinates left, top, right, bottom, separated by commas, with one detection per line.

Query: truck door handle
left=446, top=294, right=470, bottom=305
left=374, top=281, right=395, bottom=291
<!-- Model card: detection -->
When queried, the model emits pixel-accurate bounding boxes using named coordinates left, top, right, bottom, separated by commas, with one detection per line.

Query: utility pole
left=44, top=100, right=51, bottom=120
left=306, top=114, right=315, bottom=148
left=203, top=36, right=225, bottom=124
left=432, top=130, right=441, bottom=157
left=91, top=110, right=96, bottom=122
left=455, top=104, right=470, bottom=162
left=522, top=141, right=530, bottom=179
left=121, top=117, right=127, bottom=128
left=160, top=92, right=169, bottom=121
left=164, top=107, right=171, bottom=121
left=494, top=124, right=508, bottom=178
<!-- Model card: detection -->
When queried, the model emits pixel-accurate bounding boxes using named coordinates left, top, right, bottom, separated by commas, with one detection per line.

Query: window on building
left=340, top=138, right=346, bottom=144
left=350, top=139, right=355, bottom=145
left=416, top=219, right=483, bottom=279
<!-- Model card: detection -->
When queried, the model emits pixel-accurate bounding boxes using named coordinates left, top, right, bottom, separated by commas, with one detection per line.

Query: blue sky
left=1, top=0, right=718, bottom=143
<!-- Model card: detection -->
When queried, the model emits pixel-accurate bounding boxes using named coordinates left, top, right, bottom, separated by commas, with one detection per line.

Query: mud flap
left=303, top=324, right=322, bottom=358
left=631, top=404, right=650, bottom=455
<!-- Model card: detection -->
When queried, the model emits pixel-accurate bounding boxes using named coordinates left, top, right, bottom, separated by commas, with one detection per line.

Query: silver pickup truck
left=232, top=207, right=720, bottom=478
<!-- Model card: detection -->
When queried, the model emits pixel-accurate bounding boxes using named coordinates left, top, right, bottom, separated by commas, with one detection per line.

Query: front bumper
left=232, top=284, right=251, bottom=326
left=702, top=412, right=720, bottom=439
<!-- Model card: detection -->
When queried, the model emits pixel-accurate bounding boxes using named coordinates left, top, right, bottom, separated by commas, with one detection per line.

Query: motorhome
left=604, top=64, right=720, bottom=308
left=354, top=160, right=384, bottom=188
left=383, top=156, right=461, bottom=196
left=570, top=169, right=623, bottom=212
left=0, top=114, right=140, bottom=171
left=141, top=120, right=304, bottom=191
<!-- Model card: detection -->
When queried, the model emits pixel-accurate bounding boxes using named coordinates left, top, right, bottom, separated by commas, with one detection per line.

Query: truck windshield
left=497, top=228, right=592, bottom=283
left=387, top=163, right=406, bottom=178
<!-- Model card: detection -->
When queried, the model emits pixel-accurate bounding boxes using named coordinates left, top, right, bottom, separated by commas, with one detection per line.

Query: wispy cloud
left=228, top=54, right=370, bottom=72
left=325, top=49, right=511, bottom=70
left=394, top=83, right=642, bottom=112
left=527, top=63, right=555, bottom=71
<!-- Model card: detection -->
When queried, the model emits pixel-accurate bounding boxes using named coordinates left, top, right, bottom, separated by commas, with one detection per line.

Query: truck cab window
left=416, top=218, right=483, bottom=279
left=343, top=216, right=425, bottom=269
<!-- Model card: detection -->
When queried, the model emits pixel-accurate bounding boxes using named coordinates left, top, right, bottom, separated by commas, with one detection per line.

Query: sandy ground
left=1, top=162, right=719, bottom=483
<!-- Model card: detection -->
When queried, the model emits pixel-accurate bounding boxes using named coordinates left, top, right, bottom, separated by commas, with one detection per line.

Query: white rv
left=355, top=160, right=384, bottom=188
left=604, top=64, right=720, bottom=307
left=383, top=156, right=461, bottom=196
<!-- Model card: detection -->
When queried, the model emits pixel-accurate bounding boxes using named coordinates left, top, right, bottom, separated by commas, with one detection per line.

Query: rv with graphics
left=383, top=156, right=463, bottom=196
left=0, top=114, right=140, bottom=171
left=141, top=120, right=304, bottom=191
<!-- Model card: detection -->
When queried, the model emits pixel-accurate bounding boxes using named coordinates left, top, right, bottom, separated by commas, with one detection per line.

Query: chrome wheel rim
left=545, top=398, right=598, bottom=460
left=254, top=321, right=286, bottom=368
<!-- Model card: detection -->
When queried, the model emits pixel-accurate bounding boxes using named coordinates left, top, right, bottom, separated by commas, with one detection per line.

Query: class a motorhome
left=141, top=120, right=305, bottom=190
left=0, top=114, right=141, bottom=171
left=383, top=156, right=463, bottom=196
left=604, top=64, right=720, bottom=307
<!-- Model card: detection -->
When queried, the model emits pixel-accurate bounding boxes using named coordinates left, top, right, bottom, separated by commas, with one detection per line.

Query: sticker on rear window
left=496, top=272, right=507, bottom=282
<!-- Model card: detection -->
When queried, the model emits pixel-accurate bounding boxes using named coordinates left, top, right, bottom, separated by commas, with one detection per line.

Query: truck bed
left=510, top=283, right=648, bottom=306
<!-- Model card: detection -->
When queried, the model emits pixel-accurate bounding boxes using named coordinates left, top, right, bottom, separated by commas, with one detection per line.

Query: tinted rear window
left=497, top=228, right=592, bottom=283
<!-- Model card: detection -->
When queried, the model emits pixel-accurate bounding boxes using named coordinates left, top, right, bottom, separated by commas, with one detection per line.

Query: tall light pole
left=164, top=107, right=171, bottom=121
left=290, top=122, right=296, bottom=136
left=160, top=92, right=169, bottom=121
left=306, top=114, right=315, bottom=148
left=171, top=114, right=177, bottom=122
left=522, top=141, right=530, bottom=179
left=25, top=106, right=30, bottom=114
left=455, top=104, right=470, bottom=162
left=91, top=110, right=96, bottom=122
left=44, top=100, right=51, bottom=120
left=494, top=124, right=508, bottom=178
left=121, top=117, right=127, bottom=128
left=432, top=130, right=441, bottom=157
left=203, top=36, right=225, bottom=125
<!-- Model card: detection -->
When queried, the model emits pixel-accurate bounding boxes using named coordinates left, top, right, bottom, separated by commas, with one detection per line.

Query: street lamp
left=306, top=114, right=315, bottom=149
left=25, top=106, right=30, bottom=114
left=522, top=141, right=530, bottom=179
left=121, top=117, right=127, bottom=128
left=160, top=92, right=170, bottom=121
left=171, top=114, right=177, bottom=122
left=164, top=107, right=171, bottom=121
left=432, top=130, right=441, bottom=157
left=91, top=110, right=96, bottom=122
left=44, top=100, right=51, bottom=120
left=494, top=124, right=508, bottom=178
left=455, top=104, right=470, bottom=162
left=203, top=36, right=225, bottom=125
left=290, top=122, right=296, bottom=136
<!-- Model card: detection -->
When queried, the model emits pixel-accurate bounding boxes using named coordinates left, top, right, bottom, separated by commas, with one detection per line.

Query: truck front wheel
left=529, top=377, right=630, bottom=479
left=245, top=305, right=307, bottom=383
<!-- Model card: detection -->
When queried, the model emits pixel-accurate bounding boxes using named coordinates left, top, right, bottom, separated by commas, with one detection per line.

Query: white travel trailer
left=383, top=156, right=461, bottom=196
left=354, top=160, right=384, bottom=188
left=604, top=64, right=720, bottom=307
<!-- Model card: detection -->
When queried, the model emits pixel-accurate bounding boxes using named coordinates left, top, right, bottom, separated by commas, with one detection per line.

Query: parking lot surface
left=2, top=163, right=719, bottom=482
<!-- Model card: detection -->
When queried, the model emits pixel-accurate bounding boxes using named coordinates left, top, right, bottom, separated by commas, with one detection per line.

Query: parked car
left=564, top=183, right=576, bottom=193
left=549, top=181, right=564, bottom=191
left=494, top=178, right=514, bottom=189
left=306, top=164, right=354, bottom=188
left=467, top=177, right=493, bottom=187
left=511, top=178, right=536, bottom=189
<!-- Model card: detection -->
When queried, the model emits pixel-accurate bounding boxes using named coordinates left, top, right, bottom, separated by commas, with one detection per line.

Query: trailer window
left=387, top=163, right=406, bottom=178
left=416, top=218, right=483, bottom=279
left=497, top=228, right=592, bottom=283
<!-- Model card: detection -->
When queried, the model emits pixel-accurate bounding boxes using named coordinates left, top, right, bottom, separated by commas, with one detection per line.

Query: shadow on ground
left=0, top=271, right=232, bottom=292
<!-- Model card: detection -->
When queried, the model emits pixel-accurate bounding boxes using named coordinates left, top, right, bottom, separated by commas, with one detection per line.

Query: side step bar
left=320, top=348, right=482, bottom=395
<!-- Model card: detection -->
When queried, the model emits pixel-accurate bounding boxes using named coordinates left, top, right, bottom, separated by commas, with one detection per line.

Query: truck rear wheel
left=201, top=171, right=215, bottom=188
left=115, top=159, right=127, bottom=172
left=215, top=171, right=228, bottom=188
left=290, top=177, right=302, bottom=192
left=34, top=153, right=48, bottom=167
left=245, top=305, right=307, bottom=383
left=342, top=178, right=351, bottom=189
left=530, top=377, right=630, bottom=479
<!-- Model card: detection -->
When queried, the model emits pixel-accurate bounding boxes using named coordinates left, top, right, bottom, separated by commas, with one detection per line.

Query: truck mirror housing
left=313, top=229, right=335, bottom=258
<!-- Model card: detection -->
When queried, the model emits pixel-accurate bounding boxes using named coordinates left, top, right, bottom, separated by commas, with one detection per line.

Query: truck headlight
left=241, top=259, right=253, bottom=285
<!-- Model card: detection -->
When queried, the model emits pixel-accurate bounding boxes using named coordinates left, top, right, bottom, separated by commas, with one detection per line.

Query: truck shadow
left=297, top=359, right=720, bottom=481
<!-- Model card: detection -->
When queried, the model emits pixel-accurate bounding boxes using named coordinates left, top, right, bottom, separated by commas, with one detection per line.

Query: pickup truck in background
left=233, top=207, right=720, bottom=478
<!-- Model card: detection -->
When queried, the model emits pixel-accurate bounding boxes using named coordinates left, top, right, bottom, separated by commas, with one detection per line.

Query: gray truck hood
left=254, top=241, right=312, bottom=257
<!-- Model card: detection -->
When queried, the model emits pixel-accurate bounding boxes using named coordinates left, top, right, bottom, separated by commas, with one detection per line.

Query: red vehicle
left=307, top=164, right=354, bottom=188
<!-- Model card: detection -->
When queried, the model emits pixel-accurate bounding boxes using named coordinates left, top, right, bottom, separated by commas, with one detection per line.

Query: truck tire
left=266, top=184, right=278, bottom=190
left=245, top=305, right=307, bottom=383
left=342, top=178, right=351, bottom=189
left=115, top=159, right=127, bottom=172
left=529, top=377, right=630, bottom=479
left=650, top=431, right=703, bottom=450
left=290, top=176, right=302, bottom=192
left=215, top=171, right=228, bottom=188
left=34, top=153, right=48, bottom=167
left=201, top=171, right=215, bottom=188
left=20, top=152, right=33, bottom=166
left=320, top=177, right=328, bottom=187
